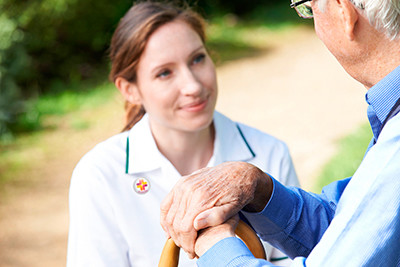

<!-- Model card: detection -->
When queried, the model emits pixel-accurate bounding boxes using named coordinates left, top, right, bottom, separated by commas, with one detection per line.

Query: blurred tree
left=0, top=0, right=132, bottom=137
left=0, top=6, right=28, bottom=138
left=190, top=0, right=288, bottom=17
left=9, top=0, right=133, bottom=94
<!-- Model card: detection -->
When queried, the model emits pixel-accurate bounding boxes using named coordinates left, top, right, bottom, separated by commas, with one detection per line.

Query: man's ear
left=115, top=77, right=142, bottom=104
left=339, top=0, right=360, bottom=41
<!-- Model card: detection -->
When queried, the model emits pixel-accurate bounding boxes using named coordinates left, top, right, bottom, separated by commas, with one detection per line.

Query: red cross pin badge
left=133, top=177, right=150, bottom=194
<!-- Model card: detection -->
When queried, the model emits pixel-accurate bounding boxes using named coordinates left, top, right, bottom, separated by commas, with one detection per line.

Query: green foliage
left=7, top=0, right=131, bottom=90
left=314, top=123, right=372, bottom=192
left=0, top=10, right=29, bottom=139
left=190, top=0, right=290, bottom=17
left=0, top=0, right=131, bottom=138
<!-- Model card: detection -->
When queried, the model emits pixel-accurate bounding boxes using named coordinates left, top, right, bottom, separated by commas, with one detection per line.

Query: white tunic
left=67, top=111, right=299, bottom=267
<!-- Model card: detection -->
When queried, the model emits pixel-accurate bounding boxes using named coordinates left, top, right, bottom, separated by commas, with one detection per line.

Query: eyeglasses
left=290, top=0, right=313, bottom=19
left=291, top=0, right=364, bottom=19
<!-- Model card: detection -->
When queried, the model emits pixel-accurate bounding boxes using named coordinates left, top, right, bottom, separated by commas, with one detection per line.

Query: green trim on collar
left=270, top=256, right=289, bottom=262
left=236, top=123, right=256, bottom=158
left=125, top=137, right=129, bottom=174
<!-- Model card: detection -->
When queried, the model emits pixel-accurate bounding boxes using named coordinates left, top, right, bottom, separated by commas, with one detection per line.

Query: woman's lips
left=181, top=99, right=208, bottom=112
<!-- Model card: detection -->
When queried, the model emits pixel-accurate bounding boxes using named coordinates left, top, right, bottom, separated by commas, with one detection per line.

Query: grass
left=3, top=80, right=115, bottom=139
left=313, top=123, right=372, bottom=192
left=206, top=7, right=311, bottom=65
left=0, top=81, right=116, bottom=186
left=0, top=132, right=42, bottom=186
left=35, top=82, right=115, bottom=127
left=207, top=18, right=280, bottom=64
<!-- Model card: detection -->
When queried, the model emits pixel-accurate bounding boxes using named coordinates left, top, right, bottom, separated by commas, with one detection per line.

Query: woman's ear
left=339, top=0, right=359, bottom=41
left=115, top=77, right=142, bottom=104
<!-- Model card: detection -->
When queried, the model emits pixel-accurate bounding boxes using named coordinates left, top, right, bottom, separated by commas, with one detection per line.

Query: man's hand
left=160, top=161, right=273, bottom=258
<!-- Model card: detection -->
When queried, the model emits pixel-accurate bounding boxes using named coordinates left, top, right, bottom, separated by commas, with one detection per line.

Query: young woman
left=67, top=2, right=299, bottom=266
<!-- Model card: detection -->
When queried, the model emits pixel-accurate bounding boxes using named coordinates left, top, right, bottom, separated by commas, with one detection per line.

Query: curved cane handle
left=158, top=220, right=266, bottom=267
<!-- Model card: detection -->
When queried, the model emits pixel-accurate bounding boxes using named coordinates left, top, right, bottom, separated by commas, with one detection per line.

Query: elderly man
left=160, top=0, right=400, bottom=265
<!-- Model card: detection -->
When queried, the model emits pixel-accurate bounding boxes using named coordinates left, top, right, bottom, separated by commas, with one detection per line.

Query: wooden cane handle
left=158, top=220, right=266, bottom=267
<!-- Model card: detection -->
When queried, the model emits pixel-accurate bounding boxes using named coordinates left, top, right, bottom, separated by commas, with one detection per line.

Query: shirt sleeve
left=262, top=142, right=300, bottom=265
left=197, top=237, right=308, bottom=267
left=67, top=156, right=129, bottom=267
left=197, top=237, right=274, bottom=267
left=242, top=177, right=350, bottom=258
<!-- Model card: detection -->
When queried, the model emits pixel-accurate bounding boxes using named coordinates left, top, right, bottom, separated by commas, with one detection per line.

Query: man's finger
left=193, top=203, right=239, bottom=230
left=160, top=191, right=174, bottom=236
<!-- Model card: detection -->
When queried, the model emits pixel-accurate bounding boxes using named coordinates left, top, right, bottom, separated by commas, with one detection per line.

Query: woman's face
left=134, top=20, right=218, bottom=134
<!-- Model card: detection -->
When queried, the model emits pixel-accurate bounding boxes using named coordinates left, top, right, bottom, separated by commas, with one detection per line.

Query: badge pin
left=133, top=177, right=150, bottom=194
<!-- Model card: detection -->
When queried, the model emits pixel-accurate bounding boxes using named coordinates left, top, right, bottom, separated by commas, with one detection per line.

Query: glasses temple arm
left=290, top=0, right=311, bottom=8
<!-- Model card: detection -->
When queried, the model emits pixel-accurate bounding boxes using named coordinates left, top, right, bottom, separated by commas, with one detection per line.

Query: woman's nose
left=180, top=68, right=202, bottom=96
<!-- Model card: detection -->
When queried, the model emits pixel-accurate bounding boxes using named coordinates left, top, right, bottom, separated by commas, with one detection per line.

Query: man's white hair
left=319, top=0, right=400, bottom=40
left=359, top=0, right=400, bottom=40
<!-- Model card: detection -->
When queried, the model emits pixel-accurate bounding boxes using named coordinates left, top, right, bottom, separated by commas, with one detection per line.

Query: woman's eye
left=192, top=53, right=205, bottom=65
left=156, top=69, right=171, bottom=78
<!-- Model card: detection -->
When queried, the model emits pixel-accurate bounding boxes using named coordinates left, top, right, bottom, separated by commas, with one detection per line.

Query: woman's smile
left=180, top=97, right=208, bottom=112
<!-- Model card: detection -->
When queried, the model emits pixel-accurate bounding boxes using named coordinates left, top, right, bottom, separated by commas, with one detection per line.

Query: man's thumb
left=193, top=204, right=238, bottom=230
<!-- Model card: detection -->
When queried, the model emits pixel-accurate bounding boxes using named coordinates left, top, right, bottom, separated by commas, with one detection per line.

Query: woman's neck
left=150, top=123, right=215, bottom=176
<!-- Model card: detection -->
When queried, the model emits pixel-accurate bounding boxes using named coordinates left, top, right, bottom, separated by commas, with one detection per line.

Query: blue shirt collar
left=366, top=65, right=400, bottom=139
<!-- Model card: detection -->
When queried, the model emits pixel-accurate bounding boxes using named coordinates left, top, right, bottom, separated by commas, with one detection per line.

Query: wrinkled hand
left=195, top=214, right=239, bottom=257
left=160, top=161, right=272, bottom=258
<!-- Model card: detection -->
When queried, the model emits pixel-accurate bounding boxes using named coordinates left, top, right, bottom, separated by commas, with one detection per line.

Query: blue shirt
left=366, top=65, right=400, bottom=151
left=197, top=65, right=400, bottom=267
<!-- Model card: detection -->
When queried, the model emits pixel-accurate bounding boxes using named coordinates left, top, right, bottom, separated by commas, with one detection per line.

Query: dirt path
left=0, top=27, right=367, bottom=267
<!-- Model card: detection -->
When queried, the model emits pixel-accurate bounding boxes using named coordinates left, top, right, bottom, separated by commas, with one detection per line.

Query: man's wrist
left=243, top=171, right=273, bottom=213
